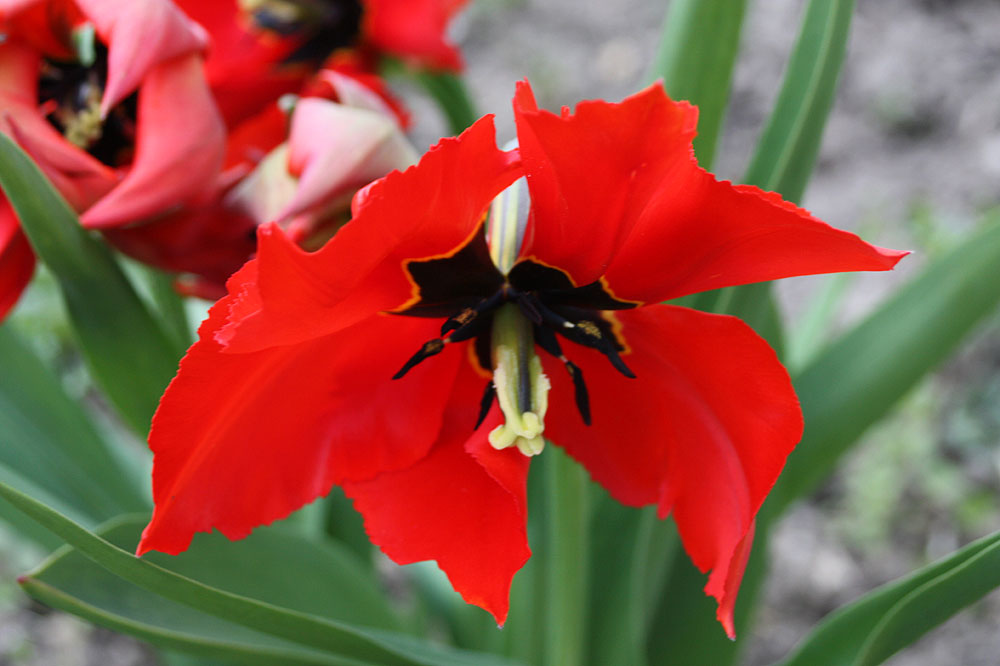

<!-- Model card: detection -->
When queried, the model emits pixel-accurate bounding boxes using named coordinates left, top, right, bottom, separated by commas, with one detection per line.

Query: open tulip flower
left=0, top=0, right=224, bottom=318
left=106, top=68, right=417, bottom=300
left=137, top=80, right=906, bottom=635
left=176, top=0, right=468, bottom=128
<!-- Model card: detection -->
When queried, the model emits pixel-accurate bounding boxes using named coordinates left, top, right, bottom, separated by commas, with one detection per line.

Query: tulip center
left=241, top=0, right=363, bottom=64
left=37, top=38, right=137, bottom=167
left=390, top=185, right=638, bottom=456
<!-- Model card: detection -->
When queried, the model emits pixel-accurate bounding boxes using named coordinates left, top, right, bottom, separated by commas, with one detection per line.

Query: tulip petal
left=81, top=53, right=225, bottom=229
left=0, top=201, right=34, bottom=321
left=0, top=0, right=43, bottom=16
left=172, top=0, right=305, bottom=128
left=542, top=304, right=801, bottom=632
left=138, top=288, right=464, bottom=557
left=276, top=97, right=417, bottom=222
left=364, top=0, right=467, bottom=71
left=513, top=80, right=906, bottom=302
left=220, top=115, right=520, bottom=353
left=74, top=0, right=208, bottom=114
left=513, top=79, right=698, bottom=289
left=344, top=362, right=530, bottom=625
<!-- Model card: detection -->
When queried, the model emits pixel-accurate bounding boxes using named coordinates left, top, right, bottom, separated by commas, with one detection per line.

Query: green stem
left=415, top=71, right=478, bottom=136
left=544, top=447, right=590, bottom=666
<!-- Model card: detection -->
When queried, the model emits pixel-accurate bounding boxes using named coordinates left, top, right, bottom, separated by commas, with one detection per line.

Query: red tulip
left=137, top=81, right=906, bottom=634
left=0, top=0, right=224, bottom=316
left=175, top=0, right=466, bottom=128
left=107, top=71, right=416, bottom=299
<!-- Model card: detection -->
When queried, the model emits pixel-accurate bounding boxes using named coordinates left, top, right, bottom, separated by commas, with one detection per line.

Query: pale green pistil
left=488, top=303, right=550, bottom=456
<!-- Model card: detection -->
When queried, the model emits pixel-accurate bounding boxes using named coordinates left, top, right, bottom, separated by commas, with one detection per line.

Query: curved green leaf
left=0, top=132, right=180, bottom=434
left=21, top=578, right=367, bottom=666
left=20, top=515, right=398, bottom=665
left=743, top=0, right=856, bottom=200
left=649, top=0, right=748, bottom=167
left=0, top=480, right=519, bottom=666
left=780, top=530, right=1000, bottom=666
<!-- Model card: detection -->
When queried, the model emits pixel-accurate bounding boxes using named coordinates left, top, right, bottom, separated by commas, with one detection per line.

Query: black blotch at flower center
left=245, top=0, right=364, bottom=65
left=390, top=227, right=638, bottom=427
left=37, top=42, right=138, bottom=167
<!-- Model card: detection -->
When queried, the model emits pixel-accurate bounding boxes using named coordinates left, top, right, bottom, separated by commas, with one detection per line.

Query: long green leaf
left=780, top=530, right=1000, bottom=666
left=22, top=579, right=366, bottom=666
left=0, top=132, right=180, bottom=433
left=856, top=538, right=1000, bottom=665
left=0, top=480, right=520, bottom=666
left=649, top=0, right=748, bottom=167
left=0, top=324, right=147, bottom=520
left=743, top=0, right=856, bottom=200
left=773, top=217, right=1000, bottom=513
left=20, top=515, right=399, bottom=665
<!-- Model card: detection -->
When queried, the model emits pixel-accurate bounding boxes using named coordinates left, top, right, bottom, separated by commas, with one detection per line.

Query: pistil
left=488, top=303, right=550, bottom=456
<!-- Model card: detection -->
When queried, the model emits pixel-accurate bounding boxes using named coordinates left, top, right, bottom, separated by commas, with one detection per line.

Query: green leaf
left=742, top=0, right=855, bottom=200
left=772, top=216, right=1000, bottom=513
left=0, top=324, right=147, bottom=524
left=649, top=0, right=748, bottom=167
left=0, top=480, right=520, bottom=666
left=0, top=132, right=181, bottom=434
left=780, top=530, right=1000, bottom=666
left=19, top=514, right=404, bottom=664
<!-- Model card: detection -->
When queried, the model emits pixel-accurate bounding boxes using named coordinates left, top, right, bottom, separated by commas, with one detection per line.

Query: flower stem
left=544, top=446, right=590, bottom=665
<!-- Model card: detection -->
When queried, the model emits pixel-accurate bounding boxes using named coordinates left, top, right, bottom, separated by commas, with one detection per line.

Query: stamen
left=475, top=382, right=496, bottom=429
left=535, top=326, right=591, bottom=425
left=392, top=338, right=446, bottom=379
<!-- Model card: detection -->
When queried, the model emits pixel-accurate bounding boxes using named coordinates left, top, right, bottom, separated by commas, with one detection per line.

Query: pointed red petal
left=604, top=177, right=907, bottom=303
left=513, top=79, right=698, bottom=288
left=81, top=53, right=225, bottom=228
left=344, top=362, right=530, bottom=625
left=712, top=519, right=755, bottom=639
left=138, top=297, right=463, bottom=557
left=364, top=0, right=467, bottom=71
left=74, top=0, right=208, bottom=114
left=543, top=305, right=801, bottom=630
left=220, top=115, right=520, bottom=353
left=0, top=201, right=34, bottom=321
left=513, top=80, right=906, bottom=301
